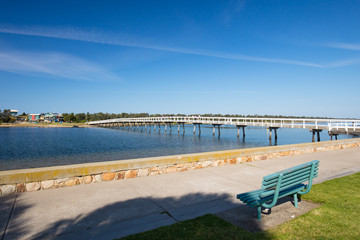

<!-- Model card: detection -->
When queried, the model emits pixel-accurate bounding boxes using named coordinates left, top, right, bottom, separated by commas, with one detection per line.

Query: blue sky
left=1, top=0, right=360, bottom=117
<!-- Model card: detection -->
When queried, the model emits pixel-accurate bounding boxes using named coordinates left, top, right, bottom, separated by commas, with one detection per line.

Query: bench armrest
left=262, top=173, right=283, bottom=209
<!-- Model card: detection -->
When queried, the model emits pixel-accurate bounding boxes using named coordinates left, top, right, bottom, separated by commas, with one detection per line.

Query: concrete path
left=1, top=147, right=360, bottom=240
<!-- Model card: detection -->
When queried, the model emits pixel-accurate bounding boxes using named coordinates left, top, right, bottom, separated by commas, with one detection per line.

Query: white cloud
left=325, top=42, right=360, bottom=51
left=0, top=25, right=323, bottom=68
left=1, top=25, right=359, bottom=69
left=0, top=50, right=118, bottom=81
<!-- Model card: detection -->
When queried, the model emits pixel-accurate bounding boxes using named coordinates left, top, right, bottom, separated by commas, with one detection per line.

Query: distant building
left=10, top=110, right=18, bottom=116
left=44, top=113, right=63, bottom=122
left=28, top=114, right=41, bottom=122
left=28, top=113, right=64, bottom=123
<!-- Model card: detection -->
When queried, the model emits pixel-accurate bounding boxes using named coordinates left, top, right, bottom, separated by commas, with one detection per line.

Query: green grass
left=120, top=172, right=360, bottom=240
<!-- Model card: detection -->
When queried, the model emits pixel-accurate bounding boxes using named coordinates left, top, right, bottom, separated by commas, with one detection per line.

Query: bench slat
left=263, top=160, right=319, bottom=182
left=249, top=184, right=306, bottom=207
left=260, top=175, right=316, bottom=198
left=262, top=171, right=318, bottom=190
left=262, top=166, right=319, bottom=186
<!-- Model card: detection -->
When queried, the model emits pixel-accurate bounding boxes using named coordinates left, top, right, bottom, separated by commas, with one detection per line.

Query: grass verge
left=119, top=172, right=360, bottom=240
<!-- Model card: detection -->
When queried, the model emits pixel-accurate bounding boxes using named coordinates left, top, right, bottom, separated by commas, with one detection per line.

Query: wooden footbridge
left=87, top=116, right=360, bottom=142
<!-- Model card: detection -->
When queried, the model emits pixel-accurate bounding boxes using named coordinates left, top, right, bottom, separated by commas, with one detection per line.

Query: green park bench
left=236, top=160, right=319, bottom=220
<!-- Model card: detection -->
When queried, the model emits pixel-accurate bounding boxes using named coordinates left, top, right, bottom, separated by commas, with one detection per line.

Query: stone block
left=26, top=182, right=41, bottom=192
left=125, top=169, right=138, bottom=179
left=55, top=178, right=68, bottom=186
left=16, top=183, right=26, bottom=192
left=102, top=172, right=116, bottom=181
left=94, top=174, right=102, bottom=182
left=280, top=151, right=290, bottom=157
left=193, top=164, right=203, bottom=169
left=64, top=179, right=79, bottom=187
left=83, top=176, right=93, bottom=184
left=1, top=185, right=16, bottom=195
left=229, top=158, right=237, bottom=164
left=116, top=171, right=126, bottom=180
left=165, top=166, right=178, bottom=174
left=138, top=168, right=149, bottom=177
left=41, top=180, right=55, bottom=189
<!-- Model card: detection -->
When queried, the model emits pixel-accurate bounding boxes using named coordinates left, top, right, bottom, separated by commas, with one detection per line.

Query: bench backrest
left=260, top=160, right=319, bottom=198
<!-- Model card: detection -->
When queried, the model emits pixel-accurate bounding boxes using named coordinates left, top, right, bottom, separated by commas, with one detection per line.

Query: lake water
left=0, top=126, right=356, bottom=170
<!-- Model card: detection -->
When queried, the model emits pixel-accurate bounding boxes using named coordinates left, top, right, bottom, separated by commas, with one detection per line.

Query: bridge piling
left=268, top=127, right=279, bottom=140
left=311, top=129, right=323, bottom=142
left=236, top=125, right=247, bottom=138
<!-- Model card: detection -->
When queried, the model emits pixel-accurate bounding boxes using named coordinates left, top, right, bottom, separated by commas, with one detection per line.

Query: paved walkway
left=1, top=147, right=360, bottom=240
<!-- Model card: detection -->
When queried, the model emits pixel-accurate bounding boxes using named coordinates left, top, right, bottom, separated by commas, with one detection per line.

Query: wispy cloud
left=0, top=49, right=118, bottom=81
left=324, top=42, right=360, bottom=51
left=221, top=0, right=246, bottom=27
left=0, top=25, right=359, bottom=68
left=0, top=25, right=321, bottom=68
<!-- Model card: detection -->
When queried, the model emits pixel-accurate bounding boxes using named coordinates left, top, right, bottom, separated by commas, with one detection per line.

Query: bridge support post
left=213, top=126, right=215, bottom=136
left=165, top=124, right=167, bottom=132
left=329, top=134, right=338, bottom=140
left=269, top=127, right=279, bottom=140
left=236, top=125, right=247, bottom=138
left=218, top=125, right=221, bottom=136
left=310, top=129, right=323, bottom=142
left=193, top=125, right=196, bottom=134
left=178, top=124, right=180, bottom=133
left=183, top=123, right=185, bottom=134
left=170, top=123, right=172, bottom=133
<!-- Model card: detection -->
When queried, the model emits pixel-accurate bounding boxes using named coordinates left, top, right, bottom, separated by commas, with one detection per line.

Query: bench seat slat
left=248, top=184, right=306, bottom=207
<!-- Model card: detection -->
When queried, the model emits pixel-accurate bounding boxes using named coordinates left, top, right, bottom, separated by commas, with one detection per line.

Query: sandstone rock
left=148, top=171, right=160, bottom=176
left=83, top=176, right=93, bottom=184
left=165, top=166, right=178, bottom=174
left=102, top=172, right=115, bottom=181
left=64, top=179, right=79, bottom=187
left=137, top=168, right=149, bottom=177
left=1, top=185, right=16, bottom=195
left=56, top=178, right=68, bottom=185
left=125, top=169, right=138, bottom=179
left=41, top=180, right=55, bottom=189
left=116, top=171, right=126, bottom=180
left=26, top=182, right=41, bottom=192
left=94, top=174, right=102, bottom=182
left=16, top=183, right=26, bottom=192
left=193, top=164, right=203, bottom=169
left=201, top=161, right=213, bottom=168
left=229, top=158, right=237, bottom=164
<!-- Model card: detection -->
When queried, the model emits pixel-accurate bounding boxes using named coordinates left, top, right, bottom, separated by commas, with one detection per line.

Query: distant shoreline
left=0, top=123, right=92, bottom=128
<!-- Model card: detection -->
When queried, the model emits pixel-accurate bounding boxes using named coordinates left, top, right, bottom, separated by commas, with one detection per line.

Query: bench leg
left=257, top=206, right=262, bottom=221
left=294, top=194, right=298, bottom=208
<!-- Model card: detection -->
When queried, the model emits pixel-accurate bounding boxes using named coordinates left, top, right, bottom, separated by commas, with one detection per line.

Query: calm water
left=0, top=126, right=356, bottom=170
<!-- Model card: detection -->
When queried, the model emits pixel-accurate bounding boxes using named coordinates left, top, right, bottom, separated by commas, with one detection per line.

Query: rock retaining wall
left=1, top=138, right=360, bottom=195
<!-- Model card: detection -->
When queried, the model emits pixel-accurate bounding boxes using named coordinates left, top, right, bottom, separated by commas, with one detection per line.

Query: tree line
left=62, top=112, right=338, bottom=123
left=1, top=109, right=347, bottom=124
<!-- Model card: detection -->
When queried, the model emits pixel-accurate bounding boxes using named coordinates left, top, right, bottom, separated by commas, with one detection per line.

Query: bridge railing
left=87, top=116, right=360, bottom=132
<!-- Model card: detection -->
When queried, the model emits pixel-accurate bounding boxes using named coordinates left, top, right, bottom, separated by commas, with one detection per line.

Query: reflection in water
left=0, top=125, right=356, bottom=170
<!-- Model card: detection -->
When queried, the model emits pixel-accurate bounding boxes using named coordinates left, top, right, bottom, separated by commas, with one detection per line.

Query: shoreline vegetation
left=0, top=122, right=91, bottom=128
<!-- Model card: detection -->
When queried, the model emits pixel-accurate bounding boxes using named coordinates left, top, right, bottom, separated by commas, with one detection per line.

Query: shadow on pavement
left=1, top=192, right=279, bottom=240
